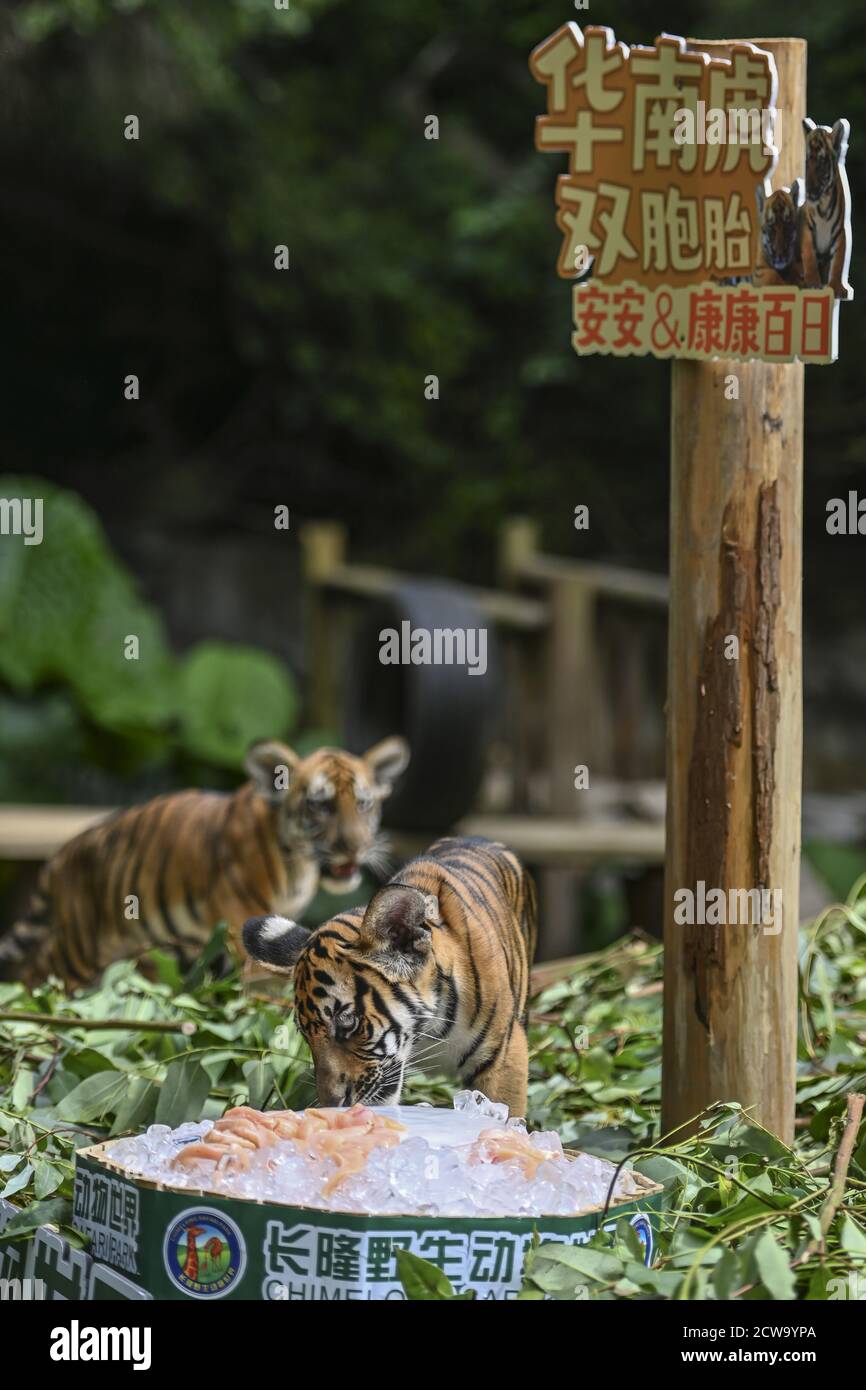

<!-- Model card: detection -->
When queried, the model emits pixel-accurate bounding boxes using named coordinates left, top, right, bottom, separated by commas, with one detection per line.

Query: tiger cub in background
left=0, top=738, right=409, bottom=990
left=802, top=117, right=852, bottom=299
left=243, top=835, right=538, bottom=1115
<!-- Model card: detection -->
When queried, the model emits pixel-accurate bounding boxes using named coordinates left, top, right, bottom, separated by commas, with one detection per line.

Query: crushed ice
left=104, top=1089, right=644, bottom=1218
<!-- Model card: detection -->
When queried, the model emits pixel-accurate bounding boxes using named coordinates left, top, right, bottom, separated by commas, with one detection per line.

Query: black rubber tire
left=343, top=580, right=501, bottom=831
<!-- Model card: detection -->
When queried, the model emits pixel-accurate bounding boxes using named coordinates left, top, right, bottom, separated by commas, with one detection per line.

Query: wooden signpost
left=531, top=26, right=853, bottom=1140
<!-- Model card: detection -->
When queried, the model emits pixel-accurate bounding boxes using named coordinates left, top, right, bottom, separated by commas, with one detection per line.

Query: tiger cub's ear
left=362, top=736, right=410, bottom=794
left=357, top=885, right=436, bottom=970
left=242, top=916, right=309, bottom=974
left=831, top=118, right=850, bottom=161
left=245, top=741, right=299, bottom=802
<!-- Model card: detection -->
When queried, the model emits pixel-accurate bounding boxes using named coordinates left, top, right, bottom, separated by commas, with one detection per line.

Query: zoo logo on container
left=163, top=1207, right=246, bottom=1298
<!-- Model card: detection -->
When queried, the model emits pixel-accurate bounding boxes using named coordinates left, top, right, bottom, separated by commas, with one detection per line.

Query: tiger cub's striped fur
left=752, top=181, right=819, bottom=289
left=0, top=738, right=408, bottom=990
left=802, top=118, right=852, bottom=299
left=243, top=836, right=538, bottom=1115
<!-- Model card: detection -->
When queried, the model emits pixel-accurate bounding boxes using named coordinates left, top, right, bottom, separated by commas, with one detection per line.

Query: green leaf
left=199, top=1052, right=235, bottom=1085
left=702, top=1190, right=794, bottom=1231
left=1, top=1197, right=71, bottom=1238
left=55, top=1071, right=129, bottom=1123
left=178, top=641, right=298, bottom=769
left=635, top=1155, right=690, bottom=1187
left=11, top=1067, right=35, bottom=1110
left=0, top=1164, right=33, bottom=1199
left=395, top=1248, right=460, bottom=1300
left=184, top=920, right=229, bottom=991
left=0, top=1153, right=22, bottom=1173
left=752, top=1231, right=796, bottom=1300
left=621, top=1262, right=683, bottom=1296
left=111, top=1078, right=159, bottom=1136
left=526, top=1242, right=625, bottom=1298
left=809, top=1095, right=848, bottom=1142
left=243, top=1058, right=274, bottom=1110
left=612, top=1218, right=647, bottom=1262
left=712, top=1247, right=741, bottom=1300
left=146, top=950, right=185, bottom=992
left=805, top=1266, right=834, bottom=1300
left=568, top=1125, right=636, bottom=1160
left=155, top=1057, right=210, bottom=1128
left=839, top=1214, right=866, bottom=1255
left=33, top=1159, right=66, bottom=1199
left=7, top=1120, right=35, bottom=1152
left=705, top=1114, right=793, bottom=1162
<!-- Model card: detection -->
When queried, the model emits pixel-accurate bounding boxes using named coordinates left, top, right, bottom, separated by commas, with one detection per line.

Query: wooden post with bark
left=661, top=38, right=806, bottom=1142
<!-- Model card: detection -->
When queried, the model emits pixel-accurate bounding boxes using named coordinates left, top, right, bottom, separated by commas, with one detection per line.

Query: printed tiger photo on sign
left=0, top=0, right=863, bottom=1328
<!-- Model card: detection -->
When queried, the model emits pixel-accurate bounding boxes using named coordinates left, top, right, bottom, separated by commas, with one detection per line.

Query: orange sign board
left=530, top=25, right=852, bottom=364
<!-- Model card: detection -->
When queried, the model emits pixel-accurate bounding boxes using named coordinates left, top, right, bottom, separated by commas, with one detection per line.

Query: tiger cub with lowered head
left=0, top=738, right=409, bottom=990
left=243, top=836, right=538, bottom=1115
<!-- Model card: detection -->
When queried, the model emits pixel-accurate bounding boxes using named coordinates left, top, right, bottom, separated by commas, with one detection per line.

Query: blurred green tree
left=0, top=476, right=298, bottom=798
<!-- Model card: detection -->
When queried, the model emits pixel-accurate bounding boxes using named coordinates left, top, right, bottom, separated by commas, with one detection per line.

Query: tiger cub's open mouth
left=321, top=860, right=362, bottom=893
